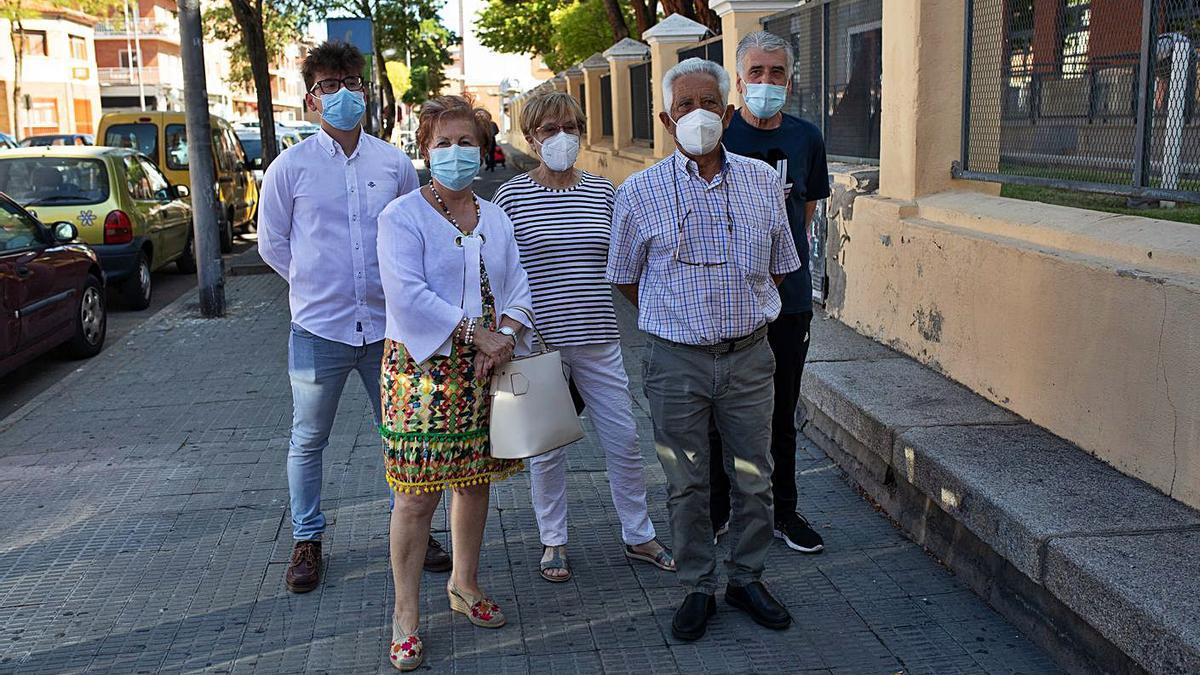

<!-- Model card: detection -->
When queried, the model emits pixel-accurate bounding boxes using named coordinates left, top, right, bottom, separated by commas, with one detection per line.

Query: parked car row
left=0, top=192, right=107, bottom=378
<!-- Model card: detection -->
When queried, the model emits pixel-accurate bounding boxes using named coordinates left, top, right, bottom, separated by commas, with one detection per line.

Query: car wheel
left=176, top=231, right=197, bottom=274
left=65, top=274, right=106, bottom=358
left=122, top=250, right=153, bottom=310
left=219, top=210, right=234, bottom=254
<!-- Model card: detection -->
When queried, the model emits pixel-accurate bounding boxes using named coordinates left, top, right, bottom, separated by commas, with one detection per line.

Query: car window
left=0, top=199, right=41, bottom=252
left=138, top=157, right=170, bottom=199
left=165, top=124, right=189, bottom=170
left=0, top=157, right=111, bottom=206
left=104, top=123, right=158, bottom=161
left=124, top=156, right=156, bottom=201
left=237, top=134, right=262, bottom=166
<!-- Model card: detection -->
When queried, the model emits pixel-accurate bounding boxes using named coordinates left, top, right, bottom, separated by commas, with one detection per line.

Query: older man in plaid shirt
left=606, top=58, right=800, bottom=642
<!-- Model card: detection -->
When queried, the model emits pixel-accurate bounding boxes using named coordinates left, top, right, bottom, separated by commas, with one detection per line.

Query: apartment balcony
left=98, top=66, right=184, bottom=90
left=95, top=18, right=180, bottom=43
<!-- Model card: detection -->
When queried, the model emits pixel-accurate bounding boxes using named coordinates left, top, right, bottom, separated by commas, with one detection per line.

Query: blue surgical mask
left=320, top=87, right=366, bottom=131
left=429, top=145, right=480, bottom=191
left=744, top=83, right=788, bottom=119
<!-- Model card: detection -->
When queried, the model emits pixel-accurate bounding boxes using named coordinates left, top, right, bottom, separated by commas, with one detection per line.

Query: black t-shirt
left=724, top=111, right=830, bottom=314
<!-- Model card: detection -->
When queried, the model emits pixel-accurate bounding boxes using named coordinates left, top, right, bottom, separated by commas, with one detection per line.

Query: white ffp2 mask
left=672, top=109, right=725, bottom=156
left=537, top=131, right=580, bottom=172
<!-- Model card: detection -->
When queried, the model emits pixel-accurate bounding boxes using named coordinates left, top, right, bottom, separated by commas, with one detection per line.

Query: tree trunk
left=11, top=13, right=24, bottom=137
left=662, top=0, right=696, bottom=22
left=230, top=0, right=277, bottom=167
left=630, top=0, right=657, bottom=36
left=693, top=0, right=721, bottom=34
left=601, top=0, right=630, bottom=42
left=367, top=3, right=395, bottom=141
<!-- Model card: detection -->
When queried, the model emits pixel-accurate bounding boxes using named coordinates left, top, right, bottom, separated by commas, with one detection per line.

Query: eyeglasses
left=535, top=123, right=580, bottom=137
left=309, top=76, right=365, bottom=95
left=672, top=170, right=734, bottom=268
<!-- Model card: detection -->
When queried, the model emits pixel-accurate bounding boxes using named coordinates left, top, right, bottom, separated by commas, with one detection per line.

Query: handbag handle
left=506, top=305, right=552, bottom=354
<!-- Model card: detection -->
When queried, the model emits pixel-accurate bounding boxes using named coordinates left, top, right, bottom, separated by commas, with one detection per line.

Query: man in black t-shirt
left=709, top=31, right=831, bottom=554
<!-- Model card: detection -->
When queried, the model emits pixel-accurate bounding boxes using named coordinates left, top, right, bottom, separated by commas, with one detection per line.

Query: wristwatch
left=498, top=325, right=517, bottom=344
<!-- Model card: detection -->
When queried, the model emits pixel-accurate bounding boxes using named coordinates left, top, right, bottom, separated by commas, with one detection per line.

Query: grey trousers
left=642, top=335, right=776, bottom=594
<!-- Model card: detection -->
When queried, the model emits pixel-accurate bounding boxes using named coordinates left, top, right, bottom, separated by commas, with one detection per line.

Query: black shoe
left=285, top=540, right=321, bottom=593
left=424, top=535, right=452, bottom=572
left=775, top=513, right=825, bottom=553
left=671, top=592, right=716, bottom=641
left=725, top=581, right=791, bottom=630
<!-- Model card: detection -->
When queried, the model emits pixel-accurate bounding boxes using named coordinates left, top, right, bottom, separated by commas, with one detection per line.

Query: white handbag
left=488, top=308, right=584, bottom=460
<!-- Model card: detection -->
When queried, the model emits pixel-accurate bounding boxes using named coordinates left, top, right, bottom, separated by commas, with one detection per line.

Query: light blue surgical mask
left=429, top=145, right=480, bottom=191
left=320, top=87, right=366, bottom=131
left=744, top=83, right=788, bottom=120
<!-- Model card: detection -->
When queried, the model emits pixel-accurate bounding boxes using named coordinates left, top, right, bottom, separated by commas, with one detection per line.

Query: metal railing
left=98, top=66, right=183, bottom=88
left=762, top=0, right=882, bottom=164
left=600, top=74, right=614, bottom=136
left=955, top=0, right=1200, bottom=203
left=630, top=61, right=654, bottom=142
left=678, top=35, right=723, bottom=65
left=95, top=18, right=180, bottom=40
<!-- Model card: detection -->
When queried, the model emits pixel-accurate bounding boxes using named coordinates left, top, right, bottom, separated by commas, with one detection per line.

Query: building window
left=17, top=31, right=48, bottom=57
left=70, top=35, right=88, bottom=61
left=1006, top=0, right=1035, bottom=117
left=119, top=50, right=140, bottom=68
left=27, top=98, right=59, bottom=134
left=1060, top=0, right=1091, bottom=78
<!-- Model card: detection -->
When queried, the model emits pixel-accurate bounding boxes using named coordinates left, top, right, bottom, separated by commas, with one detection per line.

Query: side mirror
left=173, top=184, right=190, bottom=199
left=52, top=221, right=78, bottom=244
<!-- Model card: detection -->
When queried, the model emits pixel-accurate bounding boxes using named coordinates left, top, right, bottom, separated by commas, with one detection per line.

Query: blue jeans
left=287, top=323, right=384, bottom=541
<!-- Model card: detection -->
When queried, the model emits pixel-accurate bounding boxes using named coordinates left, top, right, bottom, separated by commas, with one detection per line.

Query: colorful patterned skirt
left=379, top=336, right=522, bottom=494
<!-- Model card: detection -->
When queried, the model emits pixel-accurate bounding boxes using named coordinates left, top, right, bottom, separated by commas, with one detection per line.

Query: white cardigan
left=377, top=189, right=534, bottom=364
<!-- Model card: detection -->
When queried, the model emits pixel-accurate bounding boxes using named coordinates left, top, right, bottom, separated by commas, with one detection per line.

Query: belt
left=657, top=325, right=768, bottom=355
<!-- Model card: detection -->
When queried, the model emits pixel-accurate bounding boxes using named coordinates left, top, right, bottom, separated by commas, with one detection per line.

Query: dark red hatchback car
left=0, top=192, right=107, bottom=378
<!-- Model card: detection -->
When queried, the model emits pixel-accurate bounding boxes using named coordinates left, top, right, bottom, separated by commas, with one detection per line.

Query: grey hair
left=662, top=58, right=730, bottom=111
left=736, top=30, right=794, bottom=79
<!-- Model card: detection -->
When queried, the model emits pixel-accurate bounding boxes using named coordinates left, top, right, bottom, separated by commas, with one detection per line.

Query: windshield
left=0, top=157, right=111, bottom=206
left=237, top=135, right=263, bottom=163
left=104, top=123, right=158, bottom=161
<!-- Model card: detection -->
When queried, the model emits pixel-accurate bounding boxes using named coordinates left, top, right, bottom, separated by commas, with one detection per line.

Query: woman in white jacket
left=376, top=95, right=532, bottom=671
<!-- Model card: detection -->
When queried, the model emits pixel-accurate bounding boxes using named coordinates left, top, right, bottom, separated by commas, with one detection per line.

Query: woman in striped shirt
left=494, top=92, right=675, bottom=583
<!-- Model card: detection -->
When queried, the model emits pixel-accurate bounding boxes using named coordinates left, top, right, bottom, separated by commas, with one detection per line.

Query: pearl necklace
left=429, top=181, right=480, bottom=234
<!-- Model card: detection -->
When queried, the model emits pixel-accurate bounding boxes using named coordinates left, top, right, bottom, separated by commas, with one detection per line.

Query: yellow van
left=97, top=112, right=258, bottom=253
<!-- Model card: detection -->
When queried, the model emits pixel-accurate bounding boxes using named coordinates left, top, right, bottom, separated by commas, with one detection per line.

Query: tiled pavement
left=0, top=162, right=1062, bottom=674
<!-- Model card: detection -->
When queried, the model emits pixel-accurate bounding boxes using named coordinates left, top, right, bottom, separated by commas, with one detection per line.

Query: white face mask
left=536, top=131, right=580, bottom=172
left=672, top=108, right=725, bottom=156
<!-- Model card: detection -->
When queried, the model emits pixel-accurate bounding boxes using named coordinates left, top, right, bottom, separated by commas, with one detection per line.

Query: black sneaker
left=774, top=513, right=824, bottom=553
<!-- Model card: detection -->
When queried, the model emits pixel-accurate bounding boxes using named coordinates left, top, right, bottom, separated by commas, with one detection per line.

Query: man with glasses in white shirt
left=258, top=41, right=444, bottom=594
left=607, top=58, right=801, bottom=642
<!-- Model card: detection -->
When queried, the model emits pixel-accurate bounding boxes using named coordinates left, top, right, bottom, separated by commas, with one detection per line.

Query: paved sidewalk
left=0, top=271, right=1060, bottom=674
left=0, top=160, right=1061, bottom=674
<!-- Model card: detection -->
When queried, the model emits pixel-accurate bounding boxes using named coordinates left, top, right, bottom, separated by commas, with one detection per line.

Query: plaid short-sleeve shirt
left=606, top=149, right=801, bottom=346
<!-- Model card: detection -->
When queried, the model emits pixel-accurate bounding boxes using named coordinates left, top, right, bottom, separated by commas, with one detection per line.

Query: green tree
left=475, top=0, right=562, bottom=65
left=2, top=0, right=123, bottom=137
left=204, top=4, right=305, bottom=93
left=548, top=0, right=636, bottom=71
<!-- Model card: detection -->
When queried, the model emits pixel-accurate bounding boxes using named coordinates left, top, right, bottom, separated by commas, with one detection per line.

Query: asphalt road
left=0, top=234, right=259, bottom=420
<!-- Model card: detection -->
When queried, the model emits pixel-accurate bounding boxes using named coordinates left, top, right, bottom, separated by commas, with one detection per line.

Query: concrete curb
left=802, top=313, right=1200, bottom=674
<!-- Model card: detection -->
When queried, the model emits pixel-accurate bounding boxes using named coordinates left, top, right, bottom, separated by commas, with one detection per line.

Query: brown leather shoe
left=286, top=540, right=321, bottom=593
left=424, top=535, right=452, bottom=572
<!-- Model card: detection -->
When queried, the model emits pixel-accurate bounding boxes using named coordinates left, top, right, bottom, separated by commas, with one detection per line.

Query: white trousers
left=528, top=341, right=656, bottom=547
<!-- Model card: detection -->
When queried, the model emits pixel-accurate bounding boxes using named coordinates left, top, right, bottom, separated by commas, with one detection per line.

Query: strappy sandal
left=447, top=583, right=506, bottom=628
left=624, top=538, right=676, bottom=572
left=389, top=618, right=423, bottom=671
left=539, top=545, right=572, bottom=583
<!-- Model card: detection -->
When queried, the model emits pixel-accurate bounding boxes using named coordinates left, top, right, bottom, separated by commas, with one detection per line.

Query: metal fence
left=955, top=0, right=1200, bottom=203
left=630, top=61, right=654, bottom=142
left=678, top=36, right=723, bottom=65
left=600, top=74, right=614, bottom=136
left=763, top=0, right=882, bottom=163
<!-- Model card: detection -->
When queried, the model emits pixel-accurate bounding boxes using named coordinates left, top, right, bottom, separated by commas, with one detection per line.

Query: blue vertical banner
left=326, top=18, right=374, bottom=54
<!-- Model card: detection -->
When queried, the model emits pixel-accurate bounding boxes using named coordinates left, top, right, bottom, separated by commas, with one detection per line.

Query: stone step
left=802, top=314, right=1200, bottom=674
